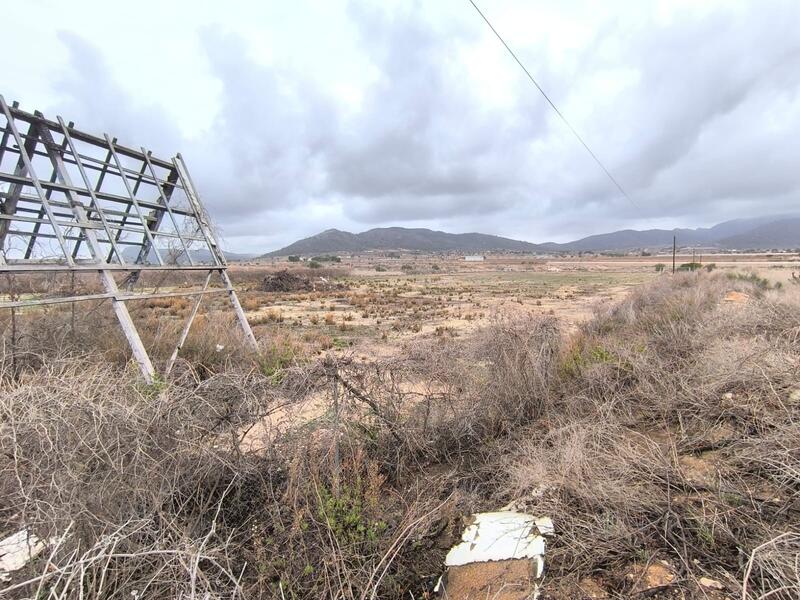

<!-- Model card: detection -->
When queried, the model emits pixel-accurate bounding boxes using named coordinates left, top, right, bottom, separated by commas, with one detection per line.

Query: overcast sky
left=3, top=0, right=799, bottom=253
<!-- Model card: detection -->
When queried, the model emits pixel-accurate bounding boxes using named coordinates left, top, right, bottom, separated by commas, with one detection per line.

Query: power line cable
left=467, top=0, right=634, bottom=205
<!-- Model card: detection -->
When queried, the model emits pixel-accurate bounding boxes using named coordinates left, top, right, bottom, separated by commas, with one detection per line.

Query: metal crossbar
left=0, top=96, right=258, bottom=382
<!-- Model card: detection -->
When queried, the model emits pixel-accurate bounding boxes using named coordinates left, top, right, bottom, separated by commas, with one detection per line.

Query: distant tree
left=307, top=261, right=322, bottom=269
left=704, top=263, right=716, bottom=272
left=288, top=255, right=300, bottom=262
left=312, top=255, right=341, bottom=263
left=654, top=263, right=666, bottom=273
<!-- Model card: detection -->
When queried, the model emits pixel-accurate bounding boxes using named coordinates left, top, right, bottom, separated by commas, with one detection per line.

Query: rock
left=626, top=561, right=676, bottom=592
left=699, top=576, right=724, bottom=590
left=577, top=577, right=609, bottom=598
left=440, top=511, right=554, bottom=599
left=443, top=559, right=539, bottom=600
left=679, top=453, right=719, bottom=487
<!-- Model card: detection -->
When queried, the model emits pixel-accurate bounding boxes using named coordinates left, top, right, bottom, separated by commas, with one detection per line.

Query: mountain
left=263, top=215, right=800, bottom=256
left=540, top=215, right=800, bottom=252
left=717, top=217, right=800, bottom=249
left=262, top=227, right=541, bottom=256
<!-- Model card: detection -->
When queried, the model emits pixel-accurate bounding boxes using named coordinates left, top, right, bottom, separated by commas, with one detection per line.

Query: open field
left=2, top=255, right=800, bottom=599
left=230, top=252, right=800, bottom=357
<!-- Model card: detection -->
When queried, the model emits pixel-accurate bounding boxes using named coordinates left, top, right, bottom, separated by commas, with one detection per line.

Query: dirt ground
left=230, top=251, right=800, bottom=359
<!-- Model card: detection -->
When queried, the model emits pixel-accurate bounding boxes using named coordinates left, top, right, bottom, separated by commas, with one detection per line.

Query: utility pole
left=672, top=236, right=676, bottom=274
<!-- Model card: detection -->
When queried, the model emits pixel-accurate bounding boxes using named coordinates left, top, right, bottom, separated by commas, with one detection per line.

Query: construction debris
left=0, top=529, right=48, bottom=582
left=438, top=511, right=553, bottom=599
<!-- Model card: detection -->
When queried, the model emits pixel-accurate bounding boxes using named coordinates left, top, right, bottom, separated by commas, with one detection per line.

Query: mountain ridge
left=263, top=227, right=540, bottom=256
left=262, top=215, right=800, bottom=256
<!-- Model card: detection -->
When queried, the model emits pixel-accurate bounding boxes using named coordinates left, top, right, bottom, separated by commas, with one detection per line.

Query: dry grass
left=1, top=271, right=798, bottom=598
left=496, top=273, right=800, bottom=597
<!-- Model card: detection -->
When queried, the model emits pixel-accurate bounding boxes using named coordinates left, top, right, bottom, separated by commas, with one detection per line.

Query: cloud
left=16, top=0, right=800, bottom=252
left=191, top=28, right=339, bottom=220
left=53, top=32, right=182, bottom=157
left=326, top=2, right=550, bottom=220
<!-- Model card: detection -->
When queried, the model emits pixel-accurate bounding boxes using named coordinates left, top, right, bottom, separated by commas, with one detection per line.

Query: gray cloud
left=53, top=32, right=183, bottom=157
left=9, top=1, right=799, bottom=251
left=192, top=28, right=338, bottom=218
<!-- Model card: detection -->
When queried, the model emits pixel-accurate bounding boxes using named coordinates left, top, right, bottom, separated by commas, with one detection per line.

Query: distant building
left=464, top=255, right=485, bottom=262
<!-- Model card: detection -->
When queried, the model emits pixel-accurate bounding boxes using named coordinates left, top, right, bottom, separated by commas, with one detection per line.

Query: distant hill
left=263, top=215, right=800, bottom=256
left=262, top=227, right=541, bottom=256
left=122, top=247, right=258, bottom=264
left=716, top=217, right=800, bottom=249
left=539, top=215, right=800, bottom=252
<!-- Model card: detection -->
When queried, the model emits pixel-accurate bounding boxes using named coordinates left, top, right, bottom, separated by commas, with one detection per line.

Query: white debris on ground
left=439, top=511, right=554, bottom=599
left=445, top=512, right=551, bottom=571
left=0, top=529, right=48, bottom=582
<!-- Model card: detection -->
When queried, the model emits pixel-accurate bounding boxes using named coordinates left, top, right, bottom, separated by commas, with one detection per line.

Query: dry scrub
left=1, top=272, right=798, bottom=598
left=501, top=273, right=800, bottom=598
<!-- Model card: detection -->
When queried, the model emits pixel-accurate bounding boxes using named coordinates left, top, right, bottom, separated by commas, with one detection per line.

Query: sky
left=2, top=0, right=799, bottom=253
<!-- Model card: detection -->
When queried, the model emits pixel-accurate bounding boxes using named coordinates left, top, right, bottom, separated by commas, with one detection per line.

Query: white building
left=464, top=255, right=485, bottom=262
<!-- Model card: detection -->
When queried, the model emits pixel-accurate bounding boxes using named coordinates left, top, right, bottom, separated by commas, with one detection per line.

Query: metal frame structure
left=0, top=96, right=257, bottom=383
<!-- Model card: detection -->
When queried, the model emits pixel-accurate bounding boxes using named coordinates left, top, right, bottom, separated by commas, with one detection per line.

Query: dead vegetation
left=1, top=272, right=798, bottom=598
left=261, top=269, right=348, bottom=293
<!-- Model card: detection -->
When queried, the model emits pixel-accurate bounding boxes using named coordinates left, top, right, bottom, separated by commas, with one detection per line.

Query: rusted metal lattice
left=0, top=95, right=257, bottom=382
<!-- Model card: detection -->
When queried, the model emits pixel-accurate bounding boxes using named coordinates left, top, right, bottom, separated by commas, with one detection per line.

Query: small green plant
left=258, top=339, right=297, bottom=380
left=331, top=337, right=350, bottom=349
left=375, top=265, right=387, bottom=272
left=589, top=345, right=615, bottom=363
left=307, top=261, right=322, bottom=269
left=138, top=374, right=167, bottom=397
left=316, top=485, right=387, bottom=546
left=704, top=263, right=716, bottom=272
left=654, top=263, right=666, bottom=273
left=287, top=255, right=301, bottom=262
left=560, top=340, right=587, bottom=377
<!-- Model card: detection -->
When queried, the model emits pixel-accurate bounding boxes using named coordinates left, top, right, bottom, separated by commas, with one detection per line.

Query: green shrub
left=678, top=262, right=702, bottom=271
left=726, top=271, right=772, bottom=290
left=311, top=255, right=341, bottom=263
left=258, top=337, right=297, bottom=379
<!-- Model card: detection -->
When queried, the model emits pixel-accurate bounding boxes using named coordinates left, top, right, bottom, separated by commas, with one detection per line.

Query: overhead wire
left=467, top=0, right=635, bottom=206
